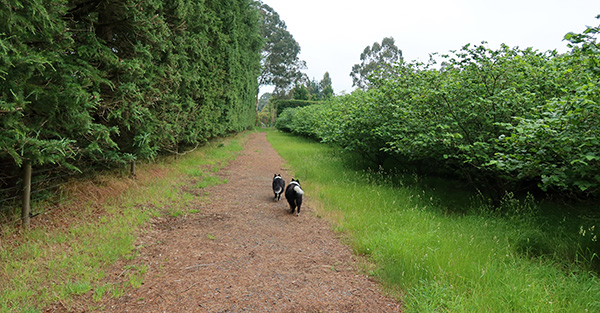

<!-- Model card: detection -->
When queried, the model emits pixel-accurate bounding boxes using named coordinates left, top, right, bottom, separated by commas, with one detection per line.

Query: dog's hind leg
left=295, top=197, right=302, bottom=216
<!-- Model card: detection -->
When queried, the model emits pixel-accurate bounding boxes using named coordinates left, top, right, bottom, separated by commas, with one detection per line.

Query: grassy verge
left=267, top=130, right=600, bottom=313
left=0, top=133, right=247, bottom=313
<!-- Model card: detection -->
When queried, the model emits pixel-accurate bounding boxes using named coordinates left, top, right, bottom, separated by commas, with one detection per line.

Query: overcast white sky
left=259, top=0, right=600, bottom=96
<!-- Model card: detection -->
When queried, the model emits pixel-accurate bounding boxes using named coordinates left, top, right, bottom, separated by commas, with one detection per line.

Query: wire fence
left=0, top=162, right=23, bottom=225
left=0, top=161, right=136, bottom=227
left=1, top=165, right=67, bottom=226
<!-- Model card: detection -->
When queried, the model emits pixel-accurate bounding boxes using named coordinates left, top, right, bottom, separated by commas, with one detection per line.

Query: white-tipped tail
left=274, top=187, right=282, bottom=194
left=294, top=185, right=304, bottom=195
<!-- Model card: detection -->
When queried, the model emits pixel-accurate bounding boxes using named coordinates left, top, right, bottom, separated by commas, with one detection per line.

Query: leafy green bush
left=278, top=30, right=600, bottom=198
left=274, top=108, right=297, bottom=132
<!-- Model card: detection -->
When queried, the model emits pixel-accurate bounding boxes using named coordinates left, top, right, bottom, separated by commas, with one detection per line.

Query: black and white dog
left=285, top=179, right=304, bottom=216
left=272, top=173, right=285, bottom=201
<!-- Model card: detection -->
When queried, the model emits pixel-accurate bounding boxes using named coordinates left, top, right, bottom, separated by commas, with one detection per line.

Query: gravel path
left=67, top=132, right=402, bottom=312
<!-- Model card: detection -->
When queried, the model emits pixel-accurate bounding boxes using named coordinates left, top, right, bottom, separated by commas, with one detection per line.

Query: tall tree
left=292, top=84, right=309, bottom=100
left=320, top=72, right=334, bottom=99
left=307, top=78, right=321, bottom=100
left=350, top=37, right=403, bottom=90
left=257, top=2, right=306, bottom=95
left=257, top=92, right=272, bottom=111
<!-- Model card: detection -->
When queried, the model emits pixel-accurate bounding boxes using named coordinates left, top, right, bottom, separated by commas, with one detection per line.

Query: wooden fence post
left=130, top=160, right=136, bottom=178
left=22, top=160, right=31, bottom=228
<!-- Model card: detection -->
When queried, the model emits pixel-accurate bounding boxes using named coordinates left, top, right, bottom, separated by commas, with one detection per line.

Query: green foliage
left=292, top=84, right=309, bottom=100
left=274, top=107, right=296, bottom=132
left=273, top=99, right=320, bottom=116
left=278, top=29, right=600, bottom=198
left=564, top=14, right=600, bottom=75
left=494, top=78, right=600, bottom=193
left=0, top=0, right=262, bottom=171
left=275, top=104, right=330, bottom=139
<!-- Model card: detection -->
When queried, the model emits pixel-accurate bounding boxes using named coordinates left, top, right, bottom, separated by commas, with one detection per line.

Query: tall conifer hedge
left=0, top=0, right=262, bottom=171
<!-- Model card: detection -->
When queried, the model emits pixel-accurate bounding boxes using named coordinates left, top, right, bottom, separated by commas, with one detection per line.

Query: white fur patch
left=294, top=185, right=304, bottom=195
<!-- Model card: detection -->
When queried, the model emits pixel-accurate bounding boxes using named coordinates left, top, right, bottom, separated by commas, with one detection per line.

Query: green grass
left=0, top=134, right=246, bottom=313
left=267, top=129, right=600, bottom=313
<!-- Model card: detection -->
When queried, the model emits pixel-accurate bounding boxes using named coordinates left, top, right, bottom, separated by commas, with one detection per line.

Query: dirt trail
left=85, top=132, right=401, bottom=312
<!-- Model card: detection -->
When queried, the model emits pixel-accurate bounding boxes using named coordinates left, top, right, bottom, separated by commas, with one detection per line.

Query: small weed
left=196, top=174, right=227, bottom=189
left=63, top=281, right=92, bottom=296
left=93, top=284, right=110, bottom=302
left=128, top=272, right=144, bottom=288
left=19, top=307, right=39, bottom=313
left=169, top=210, right=184, bottom=217
left=111, top=285, right=125, bottom=298
left=186, top=169, right=203, bottom=177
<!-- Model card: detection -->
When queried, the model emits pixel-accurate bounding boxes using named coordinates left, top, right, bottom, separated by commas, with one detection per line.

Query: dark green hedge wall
left=0, top=0, right=263, bottom=169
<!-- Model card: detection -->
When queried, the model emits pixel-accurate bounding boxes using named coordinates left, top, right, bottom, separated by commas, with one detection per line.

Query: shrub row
left=277, top=43, right=600, bottom=198
left=274, top=99, right=321, bottom=116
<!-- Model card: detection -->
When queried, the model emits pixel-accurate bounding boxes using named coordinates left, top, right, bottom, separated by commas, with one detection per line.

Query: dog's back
left=285, top=179, right=304, bottom=215
left=272, top=174, right=285, bottom=201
